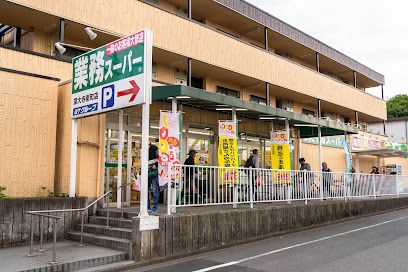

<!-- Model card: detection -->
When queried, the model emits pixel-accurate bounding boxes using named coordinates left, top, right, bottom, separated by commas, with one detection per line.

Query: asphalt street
left=131, top=208, right=408, bottom=272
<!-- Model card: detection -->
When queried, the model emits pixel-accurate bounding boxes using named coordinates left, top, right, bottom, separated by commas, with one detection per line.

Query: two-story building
left=0, top=0, right=387, bottom=199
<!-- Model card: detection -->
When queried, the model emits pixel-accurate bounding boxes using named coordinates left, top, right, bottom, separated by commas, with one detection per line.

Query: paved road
left=132, top=208, right=408, bottom=272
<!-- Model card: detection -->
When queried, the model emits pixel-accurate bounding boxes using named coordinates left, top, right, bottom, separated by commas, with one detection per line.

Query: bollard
left=304, top=175, right=308, bottom=205
left=106, top=194, right=110, bottom=228
left=79, top=211, right=85, bottom=247
left=249, top=169, right=254, bottom=209
left=50, top=218, right=58, bottom=264
left=27, top=214, right=34, bottom=257
left=38, top=216, right=45, bottom=252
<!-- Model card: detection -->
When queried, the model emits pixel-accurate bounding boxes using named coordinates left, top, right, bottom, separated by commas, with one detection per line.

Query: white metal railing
left=167, top=165, right=408, bottom=214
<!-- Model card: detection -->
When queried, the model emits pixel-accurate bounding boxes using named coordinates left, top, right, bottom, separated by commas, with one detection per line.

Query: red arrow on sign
left=117, top=80, right=140, bottom=102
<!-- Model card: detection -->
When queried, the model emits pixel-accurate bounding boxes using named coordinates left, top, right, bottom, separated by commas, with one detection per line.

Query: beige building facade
left=0, top=0, right=402, bottom=198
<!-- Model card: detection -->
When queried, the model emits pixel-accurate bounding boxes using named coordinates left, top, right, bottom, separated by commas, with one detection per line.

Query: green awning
left=152, top=85, right=358, bottom=138
left=299, top=127, right=350, bottom=138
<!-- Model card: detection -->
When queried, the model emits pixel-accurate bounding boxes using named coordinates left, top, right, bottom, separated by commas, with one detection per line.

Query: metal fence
left=167, top=165, right=408, bottom=214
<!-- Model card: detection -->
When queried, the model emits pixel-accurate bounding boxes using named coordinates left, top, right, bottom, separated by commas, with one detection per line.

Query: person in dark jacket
left=322, top=162, right=333, bottom=198
left=148, top=143, right=159, bottom=214
left=183, top=150, right=197, bottom=203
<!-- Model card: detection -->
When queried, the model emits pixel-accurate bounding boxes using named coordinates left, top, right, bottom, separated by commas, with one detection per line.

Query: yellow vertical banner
left=158, top=111, right=181, bottom=186
left=218, top=121, right=239, bottom=185
left=270, top=131, right=291, bottom=184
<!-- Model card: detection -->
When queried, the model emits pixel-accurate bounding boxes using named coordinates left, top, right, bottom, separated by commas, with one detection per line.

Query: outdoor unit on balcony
left=175, top=69, right=187, bottom=86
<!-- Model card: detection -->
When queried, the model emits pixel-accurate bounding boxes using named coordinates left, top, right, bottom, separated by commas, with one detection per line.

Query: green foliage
left=37, top=186, right=54, bottom=198
left=387, top=94, right=408, bottom=118
left=0, top=185, right=8, bottom=200
left=36, top=186, right=68, bottom=198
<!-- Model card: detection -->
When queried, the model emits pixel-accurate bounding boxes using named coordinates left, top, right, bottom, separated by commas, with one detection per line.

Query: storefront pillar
left=169, top=97, right=178, bottom=214
left=105, top=129, right=111, bottom=194
left=297, top=129, right=302, bottom=169
left=285, top=119, right=290, bottom=168
left=355, top=154, right=360, bottom=173
left=261, top=137, right=266, bottom=168
left=285, top=118, right=291, bottom=204
left=317, top=99, right=323, bottom=201
left=117, top=110, right=124, bottom=208
left=318, top=124, right=323, bottom=201
left=69, top=119, right=78, bottom=197
left=232, top=107, right=238, bottom=208
left=126, top=130, right=131, bottom=206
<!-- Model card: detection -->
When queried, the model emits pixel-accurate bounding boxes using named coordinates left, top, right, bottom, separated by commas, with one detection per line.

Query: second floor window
left=216, top=86, right=240, bottom=98
left=250, top=95, right=267, bottom=105
left=302, top=109, right=316, bottom=117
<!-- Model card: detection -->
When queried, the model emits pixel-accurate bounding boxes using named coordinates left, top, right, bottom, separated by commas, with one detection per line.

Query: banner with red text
left=158, top=111, right=180, bottom=186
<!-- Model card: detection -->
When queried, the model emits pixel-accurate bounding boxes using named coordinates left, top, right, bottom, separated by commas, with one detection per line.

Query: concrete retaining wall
left=132, top=197, right=408, bottom=262
left=0, top=197, right=87, bottom=248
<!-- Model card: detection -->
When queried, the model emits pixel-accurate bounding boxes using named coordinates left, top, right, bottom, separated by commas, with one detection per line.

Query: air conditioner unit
left=174, top=70, right=187, bottom=86
left=281, top=100, right=294, bottom=112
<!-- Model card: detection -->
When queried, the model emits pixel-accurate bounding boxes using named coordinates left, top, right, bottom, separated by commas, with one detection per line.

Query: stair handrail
left=25, top=190, right=112, bottom=263
left=25, top=212, right=62, bottom=264
left=115, top=182, right=134, bottom=218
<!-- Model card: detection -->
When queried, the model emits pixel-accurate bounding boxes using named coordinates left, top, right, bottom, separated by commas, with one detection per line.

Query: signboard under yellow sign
left=218, top=121, right=239, bottom=185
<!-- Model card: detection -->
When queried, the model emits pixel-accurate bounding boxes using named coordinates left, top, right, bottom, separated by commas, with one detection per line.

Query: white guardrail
left=166, top=165, right=408, bottom=214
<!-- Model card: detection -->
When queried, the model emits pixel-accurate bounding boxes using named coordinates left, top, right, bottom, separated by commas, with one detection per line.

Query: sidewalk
left=0, top=241, right=129, bottom=272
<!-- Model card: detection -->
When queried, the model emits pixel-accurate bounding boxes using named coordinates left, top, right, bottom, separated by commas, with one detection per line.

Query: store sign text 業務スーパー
left=71, top=31, right=148, bottom=118
left=302, top=135, right=345, bottom=149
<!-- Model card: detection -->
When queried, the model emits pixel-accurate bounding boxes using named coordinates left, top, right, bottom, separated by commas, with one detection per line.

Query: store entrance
left=238, top=135, right=270, bottom=168
left=104, top=111, right=159, bottom=206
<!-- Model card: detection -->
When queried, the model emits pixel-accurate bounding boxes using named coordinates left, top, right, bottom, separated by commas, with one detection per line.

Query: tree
left=387, top=94, right=408, bottom=118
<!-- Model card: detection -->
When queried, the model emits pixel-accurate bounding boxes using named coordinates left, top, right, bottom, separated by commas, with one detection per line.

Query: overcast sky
left=246, top=0, right=407, bottom=99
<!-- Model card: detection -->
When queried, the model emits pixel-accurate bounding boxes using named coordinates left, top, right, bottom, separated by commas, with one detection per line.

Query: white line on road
left=192, top=215, right=408, bottom=272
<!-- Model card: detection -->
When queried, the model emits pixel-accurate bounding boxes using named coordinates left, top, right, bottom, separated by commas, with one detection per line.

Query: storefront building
left=0, top=0, right=392, bottom=198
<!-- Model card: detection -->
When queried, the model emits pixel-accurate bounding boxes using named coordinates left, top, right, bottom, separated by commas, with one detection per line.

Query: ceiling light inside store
left=189, top=128, right=211, bottom=136
left=215, top=108, right=247, bottom=111
left=150, top=125, right=160, bottom=129
left=246, top=136, right=260, bottom=142
left=132, top=134, right=156, bottom=139
left=293, top=124, right=318, bottom=127
left=259, top=116, right=285, bottom=120
left=166, top=96, right=191, bottom=100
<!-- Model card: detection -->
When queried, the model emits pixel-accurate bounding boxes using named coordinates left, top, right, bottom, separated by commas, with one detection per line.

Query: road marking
left=193, top=215, right=408, bottom=272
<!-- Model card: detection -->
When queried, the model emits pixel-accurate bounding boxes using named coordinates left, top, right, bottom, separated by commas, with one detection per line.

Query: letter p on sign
left=102, top=85, right=115, bottom=109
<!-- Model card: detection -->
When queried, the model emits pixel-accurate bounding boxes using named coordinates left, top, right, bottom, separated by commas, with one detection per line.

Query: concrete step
left=75, top=260, right=136, bottom=272
left=97, top=209, right=138, bottom=219
left=88, top=216, right=133, bottom=228
left=67, top=231, right=133, bottom=257
left=19, top=251, right=128, bottom=272
left=79, top=224, right=132, bottom=239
